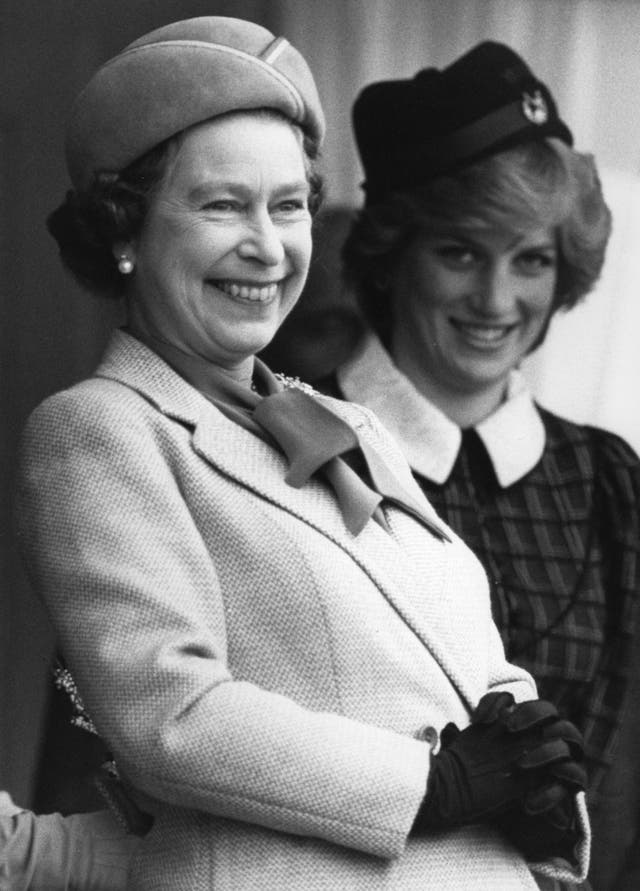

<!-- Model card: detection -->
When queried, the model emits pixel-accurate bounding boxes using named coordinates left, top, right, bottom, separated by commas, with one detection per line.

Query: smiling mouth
left=211, top=280, right=280, bottom=303
left=450, top=319, right=518, bottom=345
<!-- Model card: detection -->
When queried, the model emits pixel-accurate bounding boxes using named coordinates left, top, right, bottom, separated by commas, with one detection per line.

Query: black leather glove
left=413, top=696, right=586, bottom=833
left=474, top=693, right=586, bottom=807
left=470, top=694, right=585, bottom=863
left=471, top=690, right=517, bottom=724
left=494, top=793, right=581, bottom=863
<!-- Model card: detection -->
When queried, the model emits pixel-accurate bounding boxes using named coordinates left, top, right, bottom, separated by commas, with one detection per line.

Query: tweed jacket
left=17, top=330, right=588, bottom=890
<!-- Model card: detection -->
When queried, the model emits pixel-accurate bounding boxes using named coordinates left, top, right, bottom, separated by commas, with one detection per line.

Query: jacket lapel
left=196, top=418, right=479, bottom=711
left=96, top=330, right=475, bottom=708
left=95, top=330, right=387, bottom=557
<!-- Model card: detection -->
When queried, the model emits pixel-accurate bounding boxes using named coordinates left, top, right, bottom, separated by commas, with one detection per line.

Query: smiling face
left=389, top=222, right=557, bottom=417
left=123, top=112, right=313, bottom=373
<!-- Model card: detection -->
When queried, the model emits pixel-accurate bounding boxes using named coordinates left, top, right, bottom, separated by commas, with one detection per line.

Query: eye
left=516, top=250, right=557, bottom=275
left=272, top=197, right=309, bottom=216
left=434, top=242, right=480, bottom=269
left=201, top=199, right=241, bottom=213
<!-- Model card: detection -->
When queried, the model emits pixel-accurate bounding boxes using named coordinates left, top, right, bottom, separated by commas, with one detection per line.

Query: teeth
left=455, top=322, right=514, bottom=343
left=215, top=281, right=278, bottom=302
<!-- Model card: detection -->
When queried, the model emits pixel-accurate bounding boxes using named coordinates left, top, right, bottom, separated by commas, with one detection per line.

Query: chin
left=229, top=337, right=276, bottom=363
left=217, top=320, right=280, bottom=356
left=450, top=364, right=509, bottom=392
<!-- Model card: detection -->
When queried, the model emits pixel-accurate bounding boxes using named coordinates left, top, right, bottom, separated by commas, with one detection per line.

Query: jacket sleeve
left=16, top=385, right=430, bottom=861
left=582, top=430, right=640, bottom=789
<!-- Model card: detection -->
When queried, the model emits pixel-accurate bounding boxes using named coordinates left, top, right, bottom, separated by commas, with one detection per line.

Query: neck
left=389, top=336, right=507, bottom=429
left=127, top=320, right=255, bottom=391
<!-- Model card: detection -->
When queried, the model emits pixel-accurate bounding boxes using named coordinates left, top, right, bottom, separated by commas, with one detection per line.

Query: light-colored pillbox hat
left=65, top=16, right=325, bottom=190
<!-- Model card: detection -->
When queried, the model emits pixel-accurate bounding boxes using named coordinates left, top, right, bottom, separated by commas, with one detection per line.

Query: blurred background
left=2, top=0, right=640, bottom=808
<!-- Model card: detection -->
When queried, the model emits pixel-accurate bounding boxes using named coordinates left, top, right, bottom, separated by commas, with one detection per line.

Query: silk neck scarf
left=133, top=332, right=449, bottom=540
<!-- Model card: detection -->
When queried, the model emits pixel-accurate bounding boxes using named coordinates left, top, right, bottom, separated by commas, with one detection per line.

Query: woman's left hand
left=493, top=793, right=581, bottom=864
left=471, top=692, right=586, bottom=864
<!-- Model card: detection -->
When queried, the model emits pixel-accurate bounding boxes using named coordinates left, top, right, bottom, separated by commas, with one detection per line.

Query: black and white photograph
left=2, top=2, right=640, bottom=888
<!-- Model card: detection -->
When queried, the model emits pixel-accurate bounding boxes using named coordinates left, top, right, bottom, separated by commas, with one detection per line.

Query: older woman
left=330, top=42, right=640, bottom=891
left=17, top=19, right=588, bottom=890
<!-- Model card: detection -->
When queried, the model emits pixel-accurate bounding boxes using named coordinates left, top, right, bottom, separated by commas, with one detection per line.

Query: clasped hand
left=414, top=692, right=586, bottom=861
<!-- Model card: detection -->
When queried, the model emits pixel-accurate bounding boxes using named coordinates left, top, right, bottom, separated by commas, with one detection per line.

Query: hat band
left=440, top=96, right=545, bottom=161
left=362, top=92, right=571, bottom=202
left=260, top=36, right=289, bottom=64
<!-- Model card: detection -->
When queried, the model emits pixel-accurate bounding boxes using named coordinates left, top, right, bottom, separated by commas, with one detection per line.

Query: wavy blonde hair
left=343, top=139, right=611, bottom=345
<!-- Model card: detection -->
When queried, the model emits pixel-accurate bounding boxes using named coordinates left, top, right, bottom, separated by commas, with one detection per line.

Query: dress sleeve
left=587, top=431, right=640, bottom=889
left=584, top=430, right=640, bottom=788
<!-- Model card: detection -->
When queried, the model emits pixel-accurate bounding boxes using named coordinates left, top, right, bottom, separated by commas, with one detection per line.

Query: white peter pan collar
left=336, top=332, right=546, bottom=488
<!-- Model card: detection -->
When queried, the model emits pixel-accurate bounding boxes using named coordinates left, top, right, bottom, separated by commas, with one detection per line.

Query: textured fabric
left=16, top=330, right=588, bottom=890
left=255, top=388, right=449, bottom=537
left=0, top=795, right=138, bottom=891
left=331, top=334, right=640, bottom=888
left=145, top=331, right=447, bottom=537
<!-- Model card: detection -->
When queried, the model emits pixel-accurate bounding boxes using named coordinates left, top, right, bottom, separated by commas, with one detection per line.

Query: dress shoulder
left=537, top=405, right=640, bottom=469
left=536, top=407, right=640, bottom=553
left=589, top=425, right=640, bottom=469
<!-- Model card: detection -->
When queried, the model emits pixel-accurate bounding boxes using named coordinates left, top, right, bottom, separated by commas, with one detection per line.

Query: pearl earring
left=117, top=255, right=134, bottom=275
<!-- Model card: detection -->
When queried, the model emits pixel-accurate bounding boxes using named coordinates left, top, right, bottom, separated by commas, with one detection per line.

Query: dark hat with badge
left=353, top=41, right=573, bottom=203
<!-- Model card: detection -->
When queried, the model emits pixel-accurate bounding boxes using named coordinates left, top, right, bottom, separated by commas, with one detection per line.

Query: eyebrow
left=433, top=228, right=557, bottom=252
left=507, top=235, right=557, bottom=252
left=271, top=180, right=312, bottom=199
left=187, top=179, right=310, bottom=202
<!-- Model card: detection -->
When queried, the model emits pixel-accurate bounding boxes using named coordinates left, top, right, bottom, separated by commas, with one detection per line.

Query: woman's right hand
left=412, top=695, right=586, bottom=833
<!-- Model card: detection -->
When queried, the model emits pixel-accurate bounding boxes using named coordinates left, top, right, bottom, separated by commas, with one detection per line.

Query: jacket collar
left=97, top=329, right=446, bottom=534
left=96, top=331, right=370, bottom=542
left=97, top=328, right=209, bottom=427
left=336, top=332, right=545, bottom=488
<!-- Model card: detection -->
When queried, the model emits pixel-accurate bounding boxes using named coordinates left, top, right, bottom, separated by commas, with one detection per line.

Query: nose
left=237, top=211, right=285, bottom=267
left=468, top=262, right=517, bottom=317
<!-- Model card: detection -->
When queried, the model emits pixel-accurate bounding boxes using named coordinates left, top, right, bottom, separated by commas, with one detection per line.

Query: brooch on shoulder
left=275, top=373, right=317, bottom=395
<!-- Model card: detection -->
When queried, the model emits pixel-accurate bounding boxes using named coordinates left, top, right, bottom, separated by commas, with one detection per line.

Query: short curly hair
left=342, top=139, right=611, bottom=345
left=48, top=110, right=324, bottom=299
